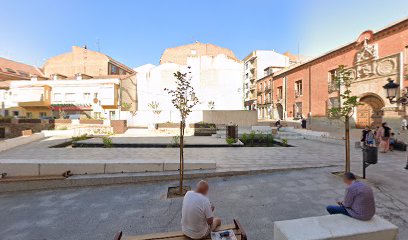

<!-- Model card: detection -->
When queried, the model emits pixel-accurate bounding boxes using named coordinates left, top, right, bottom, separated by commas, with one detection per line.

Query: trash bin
left=363, top=146, right=378, bottom=164
left=226, top=125, right=238, bottom=140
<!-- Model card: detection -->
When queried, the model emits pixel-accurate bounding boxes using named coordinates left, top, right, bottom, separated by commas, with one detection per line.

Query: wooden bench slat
left=122, top=224, right=240, bottom=240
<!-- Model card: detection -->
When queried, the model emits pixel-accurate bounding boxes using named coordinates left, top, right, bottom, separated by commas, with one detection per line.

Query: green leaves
left=328, top=65, right=362, bottom=120
left=164, top=71, right=199, bottom=125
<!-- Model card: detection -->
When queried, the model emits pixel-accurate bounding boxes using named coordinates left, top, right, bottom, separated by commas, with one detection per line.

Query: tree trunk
left=179, top=120, right=183, bottom=194
left=345, top=116, right=351, bottom=173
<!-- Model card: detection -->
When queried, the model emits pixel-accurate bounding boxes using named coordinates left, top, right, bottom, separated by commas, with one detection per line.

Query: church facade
left=272, top=17, right=408, bottom=129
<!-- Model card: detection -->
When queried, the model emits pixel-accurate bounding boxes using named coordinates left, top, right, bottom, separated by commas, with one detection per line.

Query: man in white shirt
left=181, top=180, right=221, bottom=239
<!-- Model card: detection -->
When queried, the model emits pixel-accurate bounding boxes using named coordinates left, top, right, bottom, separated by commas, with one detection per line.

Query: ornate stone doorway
left=356, top=94, right=384, bottom=128
left=276, top=103, right=284, bottom=120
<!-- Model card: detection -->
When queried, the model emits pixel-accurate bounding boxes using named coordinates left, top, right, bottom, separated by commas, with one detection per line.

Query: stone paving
left=0, top=137, right=344, bottom=172
left=0, top=136, right=407, bottom=239
left=0, top=166, right=407, bottom=240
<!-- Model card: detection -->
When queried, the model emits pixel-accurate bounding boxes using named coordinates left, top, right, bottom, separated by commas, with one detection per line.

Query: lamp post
left=382, top=78, right=408, bottom=169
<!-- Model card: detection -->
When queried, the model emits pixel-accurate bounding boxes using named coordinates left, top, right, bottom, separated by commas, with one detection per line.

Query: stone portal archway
left=356, top=94, right=384, bottom=128
left=276, top=103, right=284, bottom=120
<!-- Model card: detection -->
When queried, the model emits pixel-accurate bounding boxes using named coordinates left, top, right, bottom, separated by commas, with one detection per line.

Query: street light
left=382, top=78, right=408, bottom=169
left=383, top=78, right=408, bottom=104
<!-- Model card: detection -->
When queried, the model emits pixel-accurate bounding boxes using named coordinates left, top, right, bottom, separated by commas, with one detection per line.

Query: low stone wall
left=202, top=110, right=258, bottom=127
left=0, top=120, right=54, bottom=139
left=0, top=119, right=128, bottom=138
left=274, top=215, right=398, bottom=240
left=0, top=133, right=45, bottom=152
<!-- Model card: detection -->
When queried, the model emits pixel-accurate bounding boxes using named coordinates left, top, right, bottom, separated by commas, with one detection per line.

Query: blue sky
left=0, top=0, right=407, bottom=68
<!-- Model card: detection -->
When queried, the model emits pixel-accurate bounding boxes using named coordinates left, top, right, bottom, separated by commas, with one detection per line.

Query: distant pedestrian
left=275, top=120, right=281, bottom=131
left=374, top=126, right=380, bottom=146
left=361, top=126, right=370, bottom=147
left=326, top=172, right=375, bottom=221
left=402, top=118, right=407, bottom=130
left=389, top=132, right=396, bottom=151
left=377, top=122, right=391, bottom=153
left=365, top=129, right=375, bottom=147
left=301, top=117, right=307, bottom=129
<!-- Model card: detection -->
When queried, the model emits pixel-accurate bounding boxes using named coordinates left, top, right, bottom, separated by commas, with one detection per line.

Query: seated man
left=326, top=172, right=375, bottom=221
left=181, top=180, right=221, bottom=239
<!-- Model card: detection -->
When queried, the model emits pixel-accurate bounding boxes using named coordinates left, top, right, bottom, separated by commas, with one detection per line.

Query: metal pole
left=345, top=116, right=351, bottom=173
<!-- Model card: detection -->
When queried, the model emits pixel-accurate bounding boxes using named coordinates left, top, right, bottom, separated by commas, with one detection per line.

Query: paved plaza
left=0, top=135, right=407, bottom=239
left=0, top=136, right=345, bottom=172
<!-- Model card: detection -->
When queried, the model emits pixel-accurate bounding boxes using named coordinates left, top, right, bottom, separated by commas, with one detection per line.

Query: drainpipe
left=308, top=65, right=312, bottom=125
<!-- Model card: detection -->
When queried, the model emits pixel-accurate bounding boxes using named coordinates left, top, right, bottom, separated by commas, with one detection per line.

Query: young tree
left=164, top=70, right=199, bottom=194
left=147, top=101, right=162, bottom=128
left=329, top=65, right=362, bottom=173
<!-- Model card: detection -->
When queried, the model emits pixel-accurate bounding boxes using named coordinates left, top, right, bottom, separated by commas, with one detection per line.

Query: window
left=12, top=111, right=19, bottom=116
left=328, top=69, right=338, bottom=93
left=94, top=93, right=98, bottom=99
left=295, top=80, right=303, bottom=96
left=295, top=102, right=303, bottom=118
left=109, top=63, right=119, bottom=75
left=5, top=68, right=16, bottom=74
left=83, top=93, right=91, bottom=102
left=277, top=87, right=283, bottom=100
left=119, top=68, right=126, bottom=75
left=191, top=49, right=197, bottom=55
left=245, top=73, right=249, bottom=79
left=26, top=112, right=33, bottom=118
left=17, top=70, right=30, bottom=77
left=245, top=63, right=248, bottom=70
left=54, top=93, right=62, bottom=102
left=259, top=83, right=263, bottom=92
left=40, top=112, right=47, bottom=117
left=65, top=93, right=76, bottom=102
left=109, top=111, right=116, bottom=120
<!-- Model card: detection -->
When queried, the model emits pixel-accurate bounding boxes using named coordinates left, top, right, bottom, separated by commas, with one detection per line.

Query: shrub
left=266, top=134, right=274, bottom=145
left=102, top=136, right=113, bottom=148
left=249, top=131, right=256, bottom=144
left=282, top=138, right=288, bottom=147
left=226, top=137, right=237, bottom=145
left=170, top=135, right=180, bottom=147
left=241, top=133, right=248, bottom=144
left=71, top=134, right=88, bottom=142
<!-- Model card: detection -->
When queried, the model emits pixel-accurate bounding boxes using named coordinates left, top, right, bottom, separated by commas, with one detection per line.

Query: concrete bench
left=274, top=215, right=398, bottom=240
left=114, top=219, right=247, bottom=240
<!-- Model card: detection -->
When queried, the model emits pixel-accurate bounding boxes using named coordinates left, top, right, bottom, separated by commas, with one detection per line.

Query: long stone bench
left=274, top=215, right=398, bottom=240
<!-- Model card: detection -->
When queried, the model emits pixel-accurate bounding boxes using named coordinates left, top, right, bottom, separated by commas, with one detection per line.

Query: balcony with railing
left=17, top=86, right=51, bottom=107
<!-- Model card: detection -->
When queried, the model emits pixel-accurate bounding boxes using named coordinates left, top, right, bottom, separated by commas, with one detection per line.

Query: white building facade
left=243, top=50, right=290, bottom=110
left=1, top=75, right=127, bottom=120
left=135, top=54, right=243, bottom=124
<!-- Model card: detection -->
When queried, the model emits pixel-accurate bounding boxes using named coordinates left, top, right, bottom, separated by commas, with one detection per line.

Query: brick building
left=272, top=17, right=408, bottom=129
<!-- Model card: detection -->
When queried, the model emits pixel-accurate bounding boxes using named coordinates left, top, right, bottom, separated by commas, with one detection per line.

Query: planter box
left=189, top=123, right=216, bottom=129
left=111, top=120, right=127, bottom=134
left=79, top=119, right=104, bottom=125
left=54, top=119, right=72, bottom=124
left=194, top=128, right=217, bottom=136
left=17, top=119, right=41, bottom=124
left=157, top=122, right=180, bottom=128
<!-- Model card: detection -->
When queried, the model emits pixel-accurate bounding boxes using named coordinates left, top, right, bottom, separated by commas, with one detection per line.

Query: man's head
left=343, top=172, right=356, bottom=186
left=195, top=180, right=209, bottom=195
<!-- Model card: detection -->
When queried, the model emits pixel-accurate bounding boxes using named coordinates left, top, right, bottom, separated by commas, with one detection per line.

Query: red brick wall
left=273, top=19, right=408, bottom=118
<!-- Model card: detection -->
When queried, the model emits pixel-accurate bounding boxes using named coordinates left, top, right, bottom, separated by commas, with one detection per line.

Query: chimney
left=75, top=73, right=83, bottom=80
left=51, top=74, right=67, bottom=80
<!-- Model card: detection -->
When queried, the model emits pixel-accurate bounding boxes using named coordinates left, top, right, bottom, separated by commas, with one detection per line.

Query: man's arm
left=343, top=187, right=355, bottom=208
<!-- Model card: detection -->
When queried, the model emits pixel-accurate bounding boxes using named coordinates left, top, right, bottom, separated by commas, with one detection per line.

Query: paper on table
left=210, top=230, right=237, bottom=240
